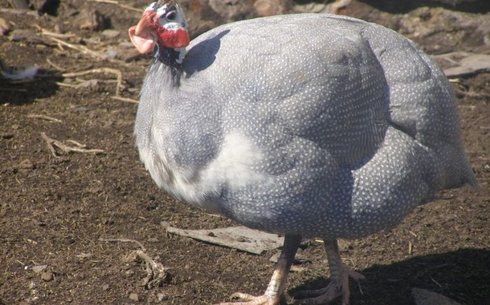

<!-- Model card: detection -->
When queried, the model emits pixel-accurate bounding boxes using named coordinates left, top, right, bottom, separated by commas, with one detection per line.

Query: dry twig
left=99, top=238, right=169, bottom=289
left=27, top=114, right=62, bottom=123
left=110, top=95, right=139, bottom=104
left=0, top=8, right=38, bottom=16
left=33, top=25, right=76, bottom=39
left=99, top=237, right=146, bottom=251
left=46, top=58, right=65, bottom=72
left=41, top=132, right=104, bottom=157
left=127, top=250, right=170, bottom=289
left=62, top=68, right=123, bottom=96
left=47, top=36, right=106, bottom=60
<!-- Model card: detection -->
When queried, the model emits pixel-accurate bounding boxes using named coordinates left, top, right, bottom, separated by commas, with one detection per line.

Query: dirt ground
left=0, top=1, right=489, bottom=305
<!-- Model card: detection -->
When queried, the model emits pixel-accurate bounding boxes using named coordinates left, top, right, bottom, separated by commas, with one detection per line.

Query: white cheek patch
left=163, top=22, right=183, bottom=30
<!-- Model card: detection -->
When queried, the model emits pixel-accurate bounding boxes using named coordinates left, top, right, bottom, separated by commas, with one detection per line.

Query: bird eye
left=165, top=11, right=176, bottom=20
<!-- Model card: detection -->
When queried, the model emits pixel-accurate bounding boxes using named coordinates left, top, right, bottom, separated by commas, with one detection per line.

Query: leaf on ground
left=163, top=224, right=284, bottom=255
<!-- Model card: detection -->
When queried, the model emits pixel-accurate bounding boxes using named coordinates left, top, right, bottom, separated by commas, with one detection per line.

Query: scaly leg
left=217, top=234, right=301, bottom=305
left=292, top=239, right=364, bottom=305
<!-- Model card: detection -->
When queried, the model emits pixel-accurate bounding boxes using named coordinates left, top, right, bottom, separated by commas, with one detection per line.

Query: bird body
left=130, top=3, right=475, bottom=304
left=135, top=13, right=473, bottom=238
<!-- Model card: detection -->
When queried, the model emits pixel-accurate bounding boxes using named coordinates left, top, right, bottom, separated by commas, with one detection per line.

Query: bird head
left=129, top=0, right=190, bottom=54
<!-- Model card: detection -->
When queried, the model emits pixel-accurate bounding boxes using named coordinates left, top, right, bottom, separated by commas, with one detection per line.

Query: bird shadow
left=288, top=248, right=490, bottom=305
left=0, top=68, right=61, bottom=105
left=184, top=29, right=230, bottom=76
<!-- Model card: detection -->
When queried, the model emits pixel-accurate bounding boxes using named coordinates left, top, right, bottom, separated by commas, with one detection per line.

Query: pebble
left=102, top=29, right=120, bottom=39
left=19, top=159, right=34, bottom=170
left=0, top=17, right=11, bottom=36
left=102, top=284, right=110, bottom=291
left=254, top=0, right=290, bottom=16
left=128, top=292, right=139, bottom=302
left=41, top=271, right=54, bottom=282
left=32, top=265, right=48, bottom=274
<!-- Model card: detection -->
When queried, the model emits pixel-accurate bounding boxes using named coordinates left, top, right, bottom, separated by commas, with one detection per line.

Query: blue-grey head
left=128, top=0, right=189, bottom=55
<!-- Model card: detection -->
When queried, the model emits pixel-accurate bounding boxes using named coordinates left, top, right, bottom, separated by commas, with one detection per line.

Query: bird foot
left=291, top=265, right=364, bottom=305
left=216, top=292, right=282, bottom=305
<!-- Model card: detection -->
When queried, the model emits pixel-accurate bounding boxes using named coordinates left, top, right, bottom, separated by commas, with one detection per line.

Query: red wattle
left=157, top=28, right=190, bottom=49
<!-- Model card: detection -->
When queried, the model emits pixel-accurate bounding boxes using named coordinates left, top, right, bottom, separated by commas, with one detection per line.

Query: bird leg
left=217, top=234, right=301, bottom=305
left=292, top=239, right=364, bottom=305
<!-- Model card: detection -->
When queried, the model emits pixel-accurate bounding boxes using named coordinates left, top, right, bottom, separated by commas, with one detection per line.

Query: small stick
left=134, top=250, right=169, bottom=289
left=47, top=36, right=106, bottom=60
left=99, top=237, right=146, bottom=251
left=89, top=0, right=144, bottom=13
left=0, top=8, right=38, bottom=16
left=56, top=82, right=79, bottom=88
left=62, top=68, right=123, bottom=96
left=41, top=132, right=104, bottom=157
left=46, top=58, right=65, bottom=72
left=66, top=139, right=86, bottom=147
left=27, top=114, right=62, bottom=123
left=33, top=25, right=76, bottom=39
left=110, top=95, right=139, bottom=104
left=430, top=276, right=443, bottom=288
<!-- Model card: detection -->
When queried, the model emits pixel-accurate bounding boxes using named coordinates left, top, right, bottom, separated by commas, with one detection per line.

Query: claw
left=217, top=292, right=279, bottom=305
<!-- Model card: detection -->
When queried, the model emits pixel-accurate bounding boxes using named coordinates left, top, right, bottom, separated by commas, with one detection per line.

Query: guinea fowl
left=128, top=1, right=476, bottom=304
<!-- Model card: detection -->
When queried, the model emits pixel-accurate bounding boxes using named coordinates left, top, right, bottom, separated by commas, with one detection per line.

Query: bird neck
left=152, top=47, right=185, bottom=87
left=155, top=46, right=186, bottom=66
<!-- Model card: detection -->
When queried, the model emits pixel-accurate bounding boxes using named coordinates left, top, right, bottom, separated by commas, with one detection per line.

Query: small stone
left=0, top=17, right=11, bottom=36
left=102, top=284, right=110, bottom=291
left=156, top=293, right=167, bottom=301
left=41, top=271, right=54, bottom=282
left=19, top=159, right=34, bottom=170
left=254, top=0, right=291, bottom=17
left=32, top=265, right=48, bottom=274
left=104, top=48, right=119, bottom=60
left=10, top=29, right=35, bottom=41
left=102, top=29, right=120, bottom=39
left=128, top=292, right=139, bottom=301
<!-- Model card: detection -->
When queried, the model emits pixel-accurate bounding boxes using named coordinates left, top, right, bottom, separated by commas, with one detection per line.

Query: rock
left=35, top=0, right=60, bottom=16
left=254, top=0, right=291, bottom=17
left=19, top=159, right=34, bottom=170
left=32, top=265, right=48, bottom=274
left=8, top=0, right=30, bottom=9
left=9, top=29, right=36, bottom=42
left=102, top=29, right=120, bottom=39
left=104, top=48, right=119, bottom=60
left=399, top=7, right=490, bottom=54
left=0, top=18, right=11, bottom=36
left=412, top=288, right=462, bottom=305
left=102, top=284, right=110, bottom=291
left=128, top=292, right=139, bottom=302
left=76, top=8, right=111, bottom=31
left=208, top=0, right=255, bottom=22
left=433, top=52, right=490, bottom=77
left=41, top=271, right=54, bottom=282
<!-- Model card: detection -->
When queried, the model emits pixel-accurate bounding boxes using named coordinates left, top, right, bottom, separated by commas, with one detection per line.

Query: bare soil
left=0, top=1, right=489, bottom=305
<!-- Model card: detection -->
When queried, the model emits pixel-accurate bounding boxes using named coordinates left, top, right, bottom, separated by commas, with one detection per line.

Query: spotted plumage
left=130, top=5, right=475, bottom=305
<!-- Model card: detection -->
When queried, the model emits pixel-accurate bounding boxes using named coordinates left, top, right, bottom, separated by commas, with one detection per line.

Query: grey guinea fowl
left=128, top=1, right=476, bottom=304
